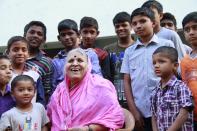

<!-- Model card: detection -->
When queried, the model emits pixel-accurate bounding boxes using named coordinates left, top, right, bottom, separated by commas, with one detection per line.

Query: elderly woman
left=47, top=48, right=124, bottom=131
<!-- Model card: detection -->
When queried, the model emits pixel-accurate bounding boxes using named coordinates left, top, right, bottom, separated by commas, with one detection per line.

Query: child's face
left=131, top=15, right=154, bottom=39
left=80, top=27, right=99, bottom=48
left=153, top=53, right=177, bottom=78
left=25, top=25, right=45, bottom=49
left=160, top=20, right=176, bottom=31
left=58, top=29, right=79, bottom=49
left=0, top=59, right=12, bottom=85
left=114, top=21, right=132, bottom=39
left=8, top=41, right=29, bottom=65
left=12, top=80, right=35, bottom=106
left=183, top=21, right=197, bottom=47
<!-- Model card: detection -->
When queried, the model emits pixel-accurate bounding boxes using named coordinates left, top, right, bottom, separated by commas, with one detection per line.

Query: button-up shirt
left=120, top=34, right=174, bottom=117
left=151, top=76, right=193, bottom=131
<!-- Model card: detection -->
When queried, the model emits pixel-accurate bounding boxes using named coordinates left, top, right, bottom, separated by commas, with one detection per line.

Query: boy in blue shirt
left=142, top=0, right=187, bottom=59
left=120, top=7, right=173, bottom=131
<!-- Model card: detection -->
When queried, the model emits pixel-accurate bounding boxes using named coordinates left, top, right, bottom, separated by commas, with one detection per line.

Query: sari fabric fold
left=47, top=60, right=124, bottom=131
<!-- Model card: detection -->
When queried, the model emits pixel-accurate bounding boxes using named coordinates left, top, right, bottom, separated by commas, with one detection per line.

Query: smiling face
left=114, top=21, right=132, bottom=39
left=66, top=50, right=88, bottom=85
left=12, top=80, right=35, bottom=106
left=80, top=27, right=99, bottom=48
left=58, top=29, right=79, bottom=49
left=25, top=25, right=45, bottom=49
left=8, top=41, right=29, bottom=65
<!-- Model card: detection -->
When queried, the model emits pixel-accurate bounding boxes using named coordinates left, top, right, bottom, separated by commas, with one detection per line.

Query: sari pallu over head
left=47, top=58, right=124, bottom=131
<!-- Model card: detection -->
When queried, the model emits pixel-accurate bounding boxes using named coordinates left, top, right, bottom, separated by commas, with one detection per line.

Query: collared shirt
left=26, top=51, right=53, bottom=97
left=0, top=85, right=15, bottom=117
left=120, top=34, right=174, bottom=117
left=157, top=27, right=187, bottom=59
left=52, top=49, right=102, bottom=92
left=150, top=76, right=193, bottom=131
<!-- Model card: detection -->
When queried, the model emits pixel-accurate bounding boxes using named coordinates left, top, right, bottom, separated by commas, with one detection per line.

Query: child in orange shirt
left=181, top=11, right=197, bottom=130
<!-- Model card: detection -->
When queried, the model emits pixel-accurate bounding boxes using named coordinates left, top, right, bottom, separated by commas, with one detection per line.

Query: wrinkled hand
left=133, top=110, right=144, bottom=131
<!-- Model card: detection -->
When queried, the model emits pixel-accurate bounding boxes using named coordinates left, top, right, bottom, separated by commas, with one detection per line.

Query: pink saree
left=47, top=61, right=124, bottom=131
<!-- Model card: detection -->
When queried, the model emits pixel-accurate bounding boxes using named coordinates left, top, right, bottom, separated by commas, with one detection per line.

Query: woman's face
left=66, top=51, right=88, bottom=84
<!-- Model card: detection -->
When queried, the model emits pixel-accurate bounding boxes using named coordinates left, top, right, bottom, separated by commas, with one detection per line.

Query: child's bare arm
left=167, top=108, right=189, bottom=131
left=151, top=115, right=158, bottom=131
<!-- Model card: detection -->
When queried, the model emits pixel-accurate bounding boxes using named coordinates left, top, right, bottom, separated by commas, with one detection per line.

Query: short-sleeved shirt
left=26, top=51, right=53, bottom=97
left=0, top=85, right=15, bottom=117
left=104, top=42, right=131, bottom=108
left=150, top=76, right=193, bottom=131
left=120, top=34, right=174, bottom=117
left=52, top=49, right=102, bottom=92
left=0, top=103, right=49, bottom=131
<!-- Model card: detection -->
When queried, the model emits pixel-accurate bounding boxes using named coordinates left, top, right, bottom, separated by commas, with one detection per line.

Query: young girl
left=6, top=36, right=45, bottom=105
left=0, top=75, right=49, bottom=131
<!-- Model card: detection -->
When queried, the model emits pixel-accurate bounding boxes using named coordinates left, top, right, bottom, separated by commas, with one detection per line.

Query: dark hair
left=7, top=36, right=28, bottom=54
left=24, top=21, right=47, bottom=40
left=0, top=55, right=9, bottom=61
left=141, top=0, right=163, bottom=14
left=11, top=75, right=35, bottom=91
left=131, top=7, right=155, bottom=22
left=153, top=46, right=178, bottom=62
left=113, top=12, right=131, bottom=25
left=58, top=19, right=78, bottom=33
left=161, top=12, right=177, bottom=27
left=182, top=12, right=197, bottom=28
left=80, top=16, right=98, bottom=30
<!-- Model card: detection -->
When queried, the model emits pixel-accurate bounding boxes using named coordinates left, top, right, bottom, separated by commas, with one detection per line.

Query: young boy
left=0, top=55, right=15, bottom=117
left=52, top=19, right=102, bottom=91
left=24, top=21, right=53, bottom=102
left=181, top=11, right=197, bottom=129
left=0, top=75, right=49, bottom=130
left=6, top=36, right=45, bottom=105
left=79, top=16, right=112, bottom=81
left=161, top=12, right=177, bottom=31
left=142, top=0, right=187, bottom=59
left=161, top=12, right=191, bottom=54
left=104, top=11, right=135, bottom=109
left=120, top=7, right=174, bottom=131
left=151, top=46, right=193, bottom=131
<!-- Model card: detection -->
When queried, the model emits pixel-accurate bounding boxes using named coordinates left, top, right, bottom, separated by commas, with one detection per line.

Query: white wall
left=0, top=0, right=196, bottom=46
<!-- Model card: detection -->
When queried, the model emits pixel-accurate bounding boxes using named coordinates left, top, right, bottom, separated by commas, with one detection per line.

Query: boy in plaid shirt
left=151, top=46, right=193, bottom=131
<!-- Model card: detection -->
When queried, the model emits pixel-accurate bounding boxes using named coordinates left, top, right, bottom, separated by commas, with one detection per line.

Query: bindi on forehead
left=74, top=55, right=76, bottom=57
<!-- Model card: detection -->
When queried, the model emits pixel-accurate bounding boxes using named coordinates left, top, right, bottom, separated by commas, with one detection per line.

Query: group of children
left=0, top=0, right=197, bottom=130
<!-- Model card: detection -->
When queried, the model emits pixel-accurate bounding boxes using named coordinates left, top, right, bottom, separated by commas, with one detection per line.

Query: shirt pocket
left=160, top=93, right=179, bottom=115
